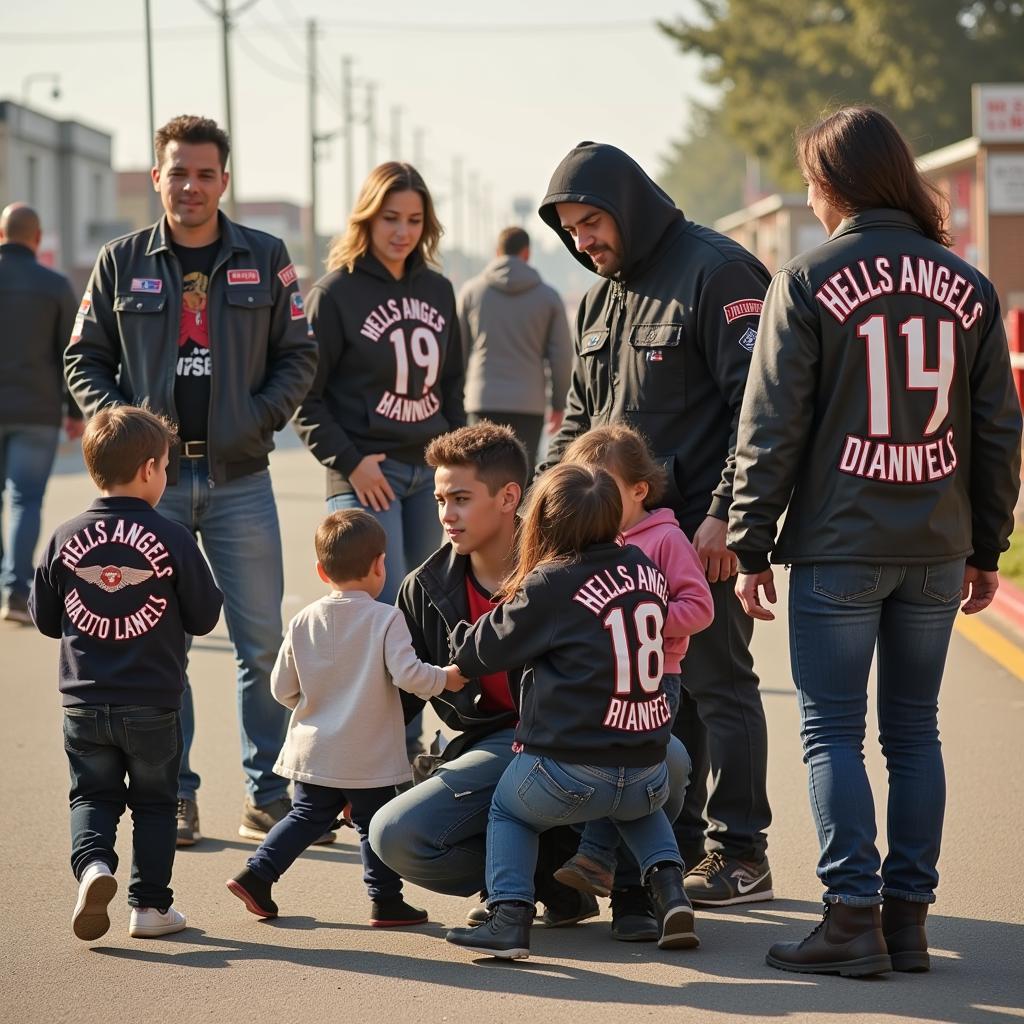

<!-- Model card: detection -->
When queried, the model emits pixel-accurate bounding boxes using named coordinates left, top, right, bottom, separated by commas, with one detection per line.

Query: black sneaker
left=370, top=898, right=429, bottom=927
left=176, top=798, right=201, bottom=847
left=540, top=888, right=599, bottom=927
left=238, top=796, right=336, bottom=845
left=226, top=868, right=278, bottom=918
left=646, top=863, right=699, bottom=950
left=684, top=851, right=773, bottom=906
left=610, top=885, right=659, bottom=942
left=2, top=593, right=31, bottom=625
left=447, top=901, right=535, bottom=959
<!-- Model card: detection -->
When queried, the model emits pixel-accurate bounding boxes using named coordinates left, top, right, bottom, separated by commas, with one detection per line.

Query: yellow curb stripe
left=954, top=614, right=1024, bottom=682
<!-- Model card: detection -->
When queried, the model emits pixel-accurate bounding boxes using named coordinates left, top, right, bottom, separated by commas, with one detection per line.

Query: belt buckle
left=183, top=441, right=205, bottom=459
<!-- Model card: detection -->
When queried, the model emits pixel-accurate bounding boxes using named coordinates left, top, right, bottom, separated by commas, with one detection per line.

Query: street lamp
left=21, top=73, right=61, bottom=105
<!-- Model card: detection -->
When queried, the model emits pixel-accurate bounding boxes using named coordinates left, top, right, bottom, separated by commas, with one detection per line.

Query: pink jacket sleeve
left=657, top=530, right=714, bottom=640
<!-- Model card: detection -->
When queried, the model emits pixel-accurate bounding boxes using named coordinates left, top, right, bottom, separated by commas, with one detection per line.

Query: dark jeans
left=789, top=560, right=964, bottom=905
left=469, top=411, right=544, bottom=477
left=248, top=781, right=402, bottom=902
left=64, top=704, right=181, bottom=910
left=673, top=577, right=771, bottom=863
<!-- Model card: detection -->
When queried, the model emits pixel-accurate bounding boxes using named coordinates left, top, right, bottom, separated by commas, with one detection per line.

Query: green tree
left=659, top=0, right=1024, bottom=190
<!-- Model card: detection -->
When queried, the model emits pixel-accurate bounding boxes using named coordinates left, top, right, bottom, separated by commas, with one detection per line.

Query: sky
left=1, top=0, right=712, bottom=256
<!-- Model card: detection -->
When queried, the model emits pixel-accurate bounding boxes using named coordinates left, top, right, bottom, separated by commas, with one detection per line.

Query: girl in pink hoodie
left=554, top=424, right=714, bottom=897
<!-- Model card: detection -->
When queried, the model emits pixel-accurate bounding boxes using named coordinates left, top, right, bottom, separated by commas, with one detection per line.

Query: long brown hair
left=326, top=162, right=443, bottom=273
left=497, top=463, right=621, bottom=602
left=563, top=424, right=667, bottom=510
left=797, top=106, right=951, bottom=247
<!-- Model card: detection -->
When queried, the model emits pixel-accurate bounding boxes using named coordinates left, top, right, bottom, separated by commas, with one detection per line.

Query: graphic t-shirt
left=464, top=568, right=516, bottom=716
left=173, top=240, right=219, bottom=443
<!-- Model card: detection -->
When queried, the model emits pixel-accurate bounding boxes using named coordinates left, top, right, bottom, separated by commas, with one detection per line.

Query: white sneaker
left=128, top=905, right=187, bottom=938
left=72, top=861, right=117, bottom=941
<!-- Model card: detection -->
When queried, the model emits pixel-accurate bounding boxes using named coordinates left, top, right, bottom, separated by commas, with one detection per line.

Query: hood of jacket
left=353, top=247, right=427, bottom=284
left=482, top=255, right=541, bottom=295
left=621, top=507, right=679, bottom=543
left=538, top=141, right=683, bottom=282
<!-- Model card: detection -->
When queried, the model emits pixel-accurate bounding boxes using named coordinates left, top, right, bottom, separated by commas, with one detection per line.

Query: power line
left=235, top=29, right=306, bottom=83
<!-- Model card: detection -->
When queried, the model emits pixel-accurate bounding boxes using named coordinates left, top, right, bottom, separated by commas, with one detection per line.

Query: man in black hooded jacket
left=539, top=142, right=774, bottom=907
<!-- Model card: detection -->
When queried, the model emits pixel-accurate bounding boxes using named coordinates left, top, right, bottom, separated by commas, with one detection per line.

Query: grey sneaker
left=2, top=593, right=31, bottom=625
left=238, top=796, right=336, bottom=845
left=684, top=851, right=773, bottom=906
left=176, top=798, right=201, bottom=847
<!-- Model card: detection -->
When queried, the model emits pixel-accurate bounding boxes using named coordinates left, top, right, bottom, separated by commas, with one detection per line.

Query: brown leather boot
left=882, top=896, right=930, bottom=972
left=766, top=902, right=892, bottom=976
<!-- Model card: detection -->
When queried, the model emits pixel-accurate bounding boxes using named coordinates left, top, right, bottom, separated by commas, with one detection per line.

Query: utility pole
left=451, top=156, right=463, bottom=254
left=365, top=82, right=378, bottom=171
left=306, top=19, right=318, bottom=276
left=143, top=0, right=159, bottom=219
left=468, top=170, right=480, bottom=258
left=341, top=56, right=355, bottom=219
left=412, top=127, right=425, bottom=171
left=218, top=0, right=238, bottom=218
left=390, top=105, right=402, bottom=162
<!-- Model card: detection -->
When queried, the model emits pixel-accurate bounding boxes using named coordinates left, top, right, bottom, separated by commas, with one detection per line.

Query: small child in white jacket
left=227, top=510, right=464, bottom=926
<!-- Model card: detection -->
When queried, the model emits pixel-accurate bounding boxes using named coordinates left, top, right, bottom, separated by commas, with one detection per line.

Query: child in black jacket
left=30, top=407, right=222, bottom=941
left=445, top=463, right=694, bottom=959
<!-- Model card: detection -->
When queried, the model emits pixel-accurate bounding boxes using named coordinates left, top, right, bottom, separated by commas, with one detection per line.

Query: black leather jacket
left=65, top=213, right=317, bottom=483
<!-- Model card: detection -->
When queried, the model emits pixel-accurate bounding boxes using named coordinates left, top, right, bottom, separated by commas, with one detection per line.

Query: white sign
left=988, top=154, right=1024, bottom=214
left=974, top=84, right=1024, bottom=143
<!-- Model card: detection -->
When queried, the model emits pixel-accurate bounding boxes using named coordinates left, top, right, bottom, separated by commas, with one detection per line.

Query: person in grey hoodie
left=458, top=227, right=571, bottom=472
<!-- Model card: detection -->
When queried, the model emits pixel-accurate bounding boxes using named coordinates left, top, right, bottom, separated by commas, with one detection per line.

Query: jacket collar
left=145, top=210, right=251, bottom=258
left=416, top=542, right=469, bottom=617
left=830, top=208, right=923, bottom=241
left=0, top=242, right=36, bottom=260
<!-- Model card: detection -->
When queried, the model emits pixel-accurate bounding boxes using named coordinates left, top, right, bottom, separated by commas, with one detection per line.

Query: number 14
left=856, top=315, right=955, bottom=438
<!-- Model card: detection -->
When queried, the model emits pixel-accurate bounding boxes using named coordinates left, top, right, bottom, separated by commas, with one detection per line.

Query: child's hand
left=443, top=665, right=468, bottom=692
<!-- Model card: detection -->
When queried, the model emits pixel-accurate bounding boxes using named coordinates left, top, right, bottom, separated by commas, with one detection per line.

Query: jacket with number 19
left=538, top=142, right=771, bottom=535
left=294, top=251, right=466, bottom=498
left=64, top=213, right=317, bottom=485
left=728, top=209, right=1022, bottom=573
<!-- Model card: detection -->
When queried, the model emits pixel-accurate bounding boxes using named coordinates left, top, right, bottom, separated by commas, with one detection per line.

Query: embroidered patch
left=77, top=294, right=92, bottom=316
left=738, top=326, right=757, bottom=352
left=290, top=292, right=305, bottom=320
left=583, top=333, right=604, bottom=351
left=724, top=298, right=763, bottom=323
left=647, top=350, right=664, bottom=362
left=227, top=269, right=261, bottom=285
left=130, top=278, right=162, bottom=293
left=277, top=263, right=298, bottom=287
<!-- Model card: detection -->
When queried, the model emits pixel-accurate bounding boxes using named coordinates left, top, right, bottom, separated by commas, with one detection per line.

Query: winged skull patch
left=74, top=565, right=155, bottom=593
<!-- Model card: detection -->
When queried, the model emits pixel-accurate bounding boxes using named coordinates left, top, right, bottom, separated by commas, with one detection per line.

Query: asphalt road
left=2, top=442, right=1022, bottom=1024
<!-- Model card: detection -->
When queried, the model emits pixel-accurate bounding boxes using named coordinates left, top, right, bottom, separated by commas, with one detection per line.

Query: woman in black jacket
left=729, top=107, right=1021, bottom=977
left=296, top=162, right=465, bottom=607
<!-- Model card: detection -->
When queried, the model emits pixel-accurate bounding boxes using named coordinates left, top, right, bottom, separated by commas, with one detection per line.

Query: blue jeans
left=575, top=673, right=686, bottom=872
left=369, top=729, right=691, bottom=897
left=248, top=781, right=401, bottom=902
left=0, top=424, right=60, bottom=600
left=487, top=753, right=683, bottom=906
left=157, top=460, right=288, bottom=804
left=789, top=560, right=965, bottom=906
left=64, top=704, right=182, bottom=910
left=327, top=457, right=440, bottom=607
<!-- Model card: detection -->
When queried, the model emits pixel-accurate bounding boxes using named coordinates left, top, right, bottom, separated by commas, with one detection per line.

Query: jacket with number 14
left=451, top=542, right=673, bottom=768
left=729, top=209, right=1022, bottom=573
left=295, top=252, right=466, bottom=497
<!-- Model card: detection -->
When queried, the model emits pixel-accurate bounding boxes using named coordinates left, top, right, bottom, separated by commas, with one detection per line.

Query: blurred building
left=0, top=100, right=125, bottom=292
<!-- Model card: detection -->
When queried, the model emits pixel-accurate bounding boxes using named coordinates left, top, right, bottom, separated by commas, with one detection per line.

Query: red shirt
left=464, top=570, right=516, bottom=716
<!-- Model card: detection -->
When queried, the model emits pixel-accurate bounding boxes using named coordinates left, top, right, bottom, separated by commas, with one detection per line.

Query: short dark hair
left=425, top=422, right=529, bottom=495
left=155, top=115, right=230, bottom=171
left=563, top=424, right=667, bottom=509
left=497, top=226, right=530, bottom=256
left=82, top=406, right=178, bottom=490
left=315, top=510, right=387, bottom=583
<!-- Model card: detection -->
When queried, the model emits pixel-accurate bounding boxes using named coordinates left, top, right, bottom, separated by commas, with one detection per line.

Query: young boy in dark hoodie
left=31, top=407, right=222, bottom=941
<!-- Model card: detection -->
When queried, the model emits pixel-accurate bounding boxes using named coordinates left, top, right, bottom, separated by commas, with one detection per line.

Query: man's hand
left=443, top=665, right=468, bottom=692
left=736, top=570, right=777, bottom=621
left=546, top=409, right=565, bottom=434
left=348, top=453, right=396, bottom=512
left=692, top=515, right=738, bottom=583
left=961, top=565, right=999, bottom=615
left=64, top=417, right=85, bottom=441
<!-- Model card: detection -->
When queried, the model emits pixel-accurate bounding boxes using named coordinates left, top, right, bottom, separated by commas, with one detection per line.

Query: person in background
left=730, top=106, right=1022, bottom=976
left=458, top=226, right=572, bottom=474
left=0, top=203, right=83, bottom=624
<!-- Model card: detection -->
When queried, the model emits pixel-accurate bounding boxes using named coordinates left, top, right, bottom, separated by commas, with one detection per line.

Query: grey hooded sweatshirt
left=457, top=255, right=572, bottom=416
